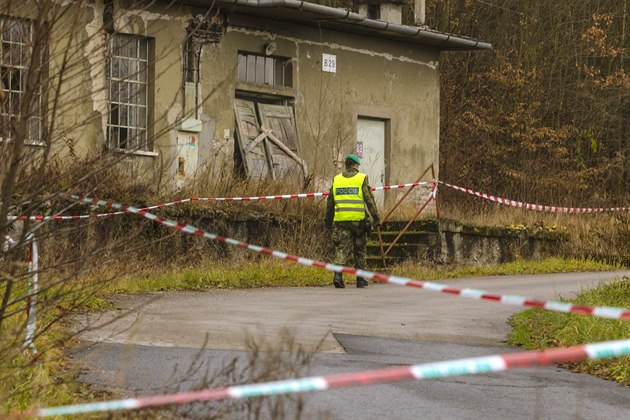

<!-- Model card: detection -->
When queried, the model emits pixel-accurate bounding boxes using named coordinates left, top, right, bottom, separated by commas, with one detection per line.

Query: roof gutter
left=218, top=0, right=491, bottom=50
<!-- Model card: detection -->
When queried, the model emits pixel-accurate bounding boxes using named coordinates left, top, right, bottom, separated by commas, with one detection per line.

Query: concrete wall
left=367, top=220, right=563, bottom=267
left=435, top=220, right=562, bottom=265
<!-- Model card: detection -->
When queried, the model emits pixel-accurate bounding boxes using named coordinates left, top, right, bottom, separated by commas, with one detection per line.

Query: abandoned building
left=1, top=0, right=490, bottom=195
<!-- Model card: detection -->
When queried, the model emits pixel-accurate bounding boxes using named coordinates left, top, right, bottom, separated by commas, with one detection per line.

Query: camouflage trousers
left=331, top=221, right=367, bottom=269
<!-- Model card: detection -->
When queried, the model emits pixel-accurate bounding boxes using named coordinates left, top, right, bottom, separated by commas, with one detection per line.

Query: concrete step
left=367, top=243, right=433, bottom=258
left=364, top=219, right=439, bottom=267
left=371, top=231, right=438, bottom=244
left=380, top=220, right=438, bottom=232
left=365, top=255, right=404, bottom=269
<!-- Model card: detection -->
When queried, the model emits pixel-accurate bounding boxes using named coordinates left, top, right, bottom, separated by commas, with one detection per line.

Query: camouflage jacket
left=325, top=168, right=381, bottom=228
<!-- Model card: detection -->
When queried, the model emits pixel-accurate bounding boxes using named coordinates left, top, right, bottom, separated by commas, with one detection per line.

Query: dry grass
left=438, top=197, right=629, bottom=265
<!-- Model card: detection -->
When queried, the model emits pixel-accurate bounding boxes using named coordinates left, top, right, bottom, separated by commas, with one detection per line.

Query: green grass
left=80, top=256, right=620, bottom=309
left=1, top=311, right=96, bottom=416
left=105, top=258, right=333, bottom=293
left=0, top=264, right=100, bottom=415
left=508, top=276, right=630, bottom=384
left=1, top=347, right=91, bottom=413
left=390, top=256, right=619, bottom=281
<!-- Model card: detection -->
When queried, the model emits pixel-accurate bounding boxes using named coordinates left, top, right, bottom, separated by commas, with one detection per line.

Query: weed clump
left=508, top=276, right=630, bottom=385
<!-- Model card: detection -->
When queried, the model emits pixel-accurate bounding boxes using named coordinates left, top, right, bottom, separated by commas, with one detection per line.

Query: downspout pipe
left=218, top=0, right=491, bottom=50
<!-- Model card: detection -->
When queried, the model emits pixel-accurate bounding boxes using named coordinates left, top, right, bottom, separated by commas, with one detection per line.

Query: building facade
left=0, top=0, right=489, bottom=194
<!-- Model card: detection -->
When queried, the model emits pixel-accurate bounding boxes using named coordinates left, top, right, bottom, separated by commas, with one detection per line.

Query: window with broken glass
left=237, top=52, right=292, bottom=88
left=0, top=16, right=42, bottom=143
left=108, top=34, right=151, bottom=151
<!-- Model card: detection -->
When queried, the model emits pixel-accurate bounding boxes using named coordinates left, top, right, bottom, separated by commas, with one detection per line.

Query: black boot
left=333, top=272, right=345, bottom=288
left=356, top=276, right=368, bottom=288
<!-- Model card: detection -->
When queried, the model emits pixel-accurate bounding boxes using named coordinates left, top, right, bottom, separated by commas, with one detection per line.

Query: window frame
left=0, top=15, right=44, bottom=145
left=237, top=51, right=293, bottom=88
left=107, top=33, right=153, bottom=153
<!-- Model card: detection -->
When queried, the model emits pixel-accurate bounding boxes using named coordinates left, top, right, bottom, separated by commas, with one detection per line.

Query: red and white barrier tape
left=7, top=182, right=429, bottom=221
left=71, top=195, right=630, bottom=320
left=27, top=338, right=630, bottom=417
left=439, top=181, right=629, bottom=213
left=9, top=180, right=628, bottom=220
left=7, top=199, right=194, bottom=221
left=24, top=234, right=38, bottom=353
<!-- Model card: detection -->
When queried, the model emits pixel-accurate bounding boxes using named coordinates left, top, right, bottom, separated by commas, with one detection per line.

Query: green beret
left=346, top=153, right=361, bottom=165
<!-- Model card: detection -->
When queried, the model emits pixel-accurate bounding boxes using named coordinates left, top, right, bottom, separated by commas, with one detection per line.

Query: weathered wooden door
left=234, top=99, right=272, bottom=180
left=257, top=104, right=307, bottom=181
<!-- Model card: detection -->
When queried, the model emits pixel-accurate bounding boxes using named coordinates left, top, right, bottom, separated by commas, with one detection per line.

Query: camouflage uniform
left=325, top=168, right=381, bottom=269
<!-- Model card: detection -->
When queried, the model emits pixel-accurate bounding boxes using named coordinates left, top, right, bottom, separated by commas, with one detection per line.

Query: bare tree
left=0, top=0, right=233, bottom=411
left=428, top=0, right=629, bottom=204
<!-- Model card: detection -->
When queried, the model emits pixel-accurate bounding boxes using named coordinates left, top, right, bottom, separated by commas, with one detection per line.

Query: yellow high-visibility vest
left=332, top=172, right=367, bottom=222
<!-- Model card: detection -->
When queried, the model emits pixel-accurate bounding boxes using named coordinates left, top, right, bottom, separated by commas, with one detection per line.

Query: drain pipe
left=219, top=0, right=491, bottom=50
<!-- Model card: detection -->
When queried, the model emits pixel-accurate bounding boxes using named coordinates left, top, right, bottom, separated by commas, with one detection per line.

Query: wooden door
left=257, top=104, right=307, bottom=181
left=234, top=99, right=272, bottom=179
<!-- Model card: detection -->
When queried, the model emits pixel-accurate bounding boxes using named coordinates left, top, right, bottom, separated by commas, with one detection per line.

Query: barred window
left=237, top=52, right=292, bottom=87
left=0, top=16, right=42, bottom=142
left=108, top=34, right=151, bottom=151
left=184, top=38, right=200, bottom=84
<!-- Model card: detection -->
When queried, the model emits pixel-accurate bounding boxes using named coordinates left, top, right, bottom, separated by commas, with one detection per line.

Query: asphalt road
left=71, top=270, right=630, bottom=419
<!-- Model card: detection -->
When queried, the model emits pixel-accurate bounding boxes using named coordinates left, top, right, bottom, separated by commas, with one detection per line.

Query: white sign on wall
left=322, top=53, right=337, bottom=73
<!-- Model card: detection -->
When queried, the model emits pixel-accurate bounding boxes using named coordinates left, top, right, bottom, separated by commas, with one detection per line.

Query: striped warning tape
left=194, top=181, right=430, bottom=201
left=27, top=338, right=630, bottom=417
left=439, top=181, right=629, bottom=213
left=71, top=195, right=630, bottom=320
left=6, top=199, right=194, bottom=221
left=7, top=182, right=429, bottom=221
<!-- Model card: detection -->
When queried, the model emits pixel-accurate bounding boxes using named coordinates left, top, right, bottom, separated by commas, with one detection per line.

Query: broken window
left=233, top=99, right=307, bottom=182
left=367, top=4, right=381, bottom=20
left=237, top=52, right=292, bottom=87
left=0, top=16, right=42, bottom=142
left=107, top=33, right=151, bottom=151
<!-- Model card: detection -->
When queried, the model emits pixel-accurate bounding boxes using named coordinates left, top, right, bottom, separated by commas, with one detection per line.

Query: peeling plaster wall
left=82, top=2, right=108, bottom=155
left=112, top=1, right=189, bottom=190
left=31, top=1, right=110, bottom=162
left=32, top=0, right=193, bottom=190
left=195, top=37, right=237, bottom=180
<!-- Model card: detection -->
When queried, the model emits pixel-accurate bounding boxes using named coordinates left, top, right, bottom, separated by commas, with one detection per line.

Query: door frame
left=354, top=105, right=393, bottom=186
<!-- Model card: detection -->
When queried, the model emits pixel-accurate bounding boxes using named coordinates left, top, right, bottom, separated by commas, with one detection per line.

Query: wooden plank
left=258, top=104, right=298, bottom=150
left=242, top=131, right=268, bottom=155
left=234, top=99, right=271, bottom=179
left=257, top=104, right=307, bottom=181
left=262, top=127, right=303, bottom=165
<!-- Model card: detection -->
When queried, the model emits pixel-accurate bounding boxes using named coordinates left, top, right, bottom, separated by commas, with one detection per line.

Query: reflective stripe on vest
left=332, top=172, right=367, bottom=222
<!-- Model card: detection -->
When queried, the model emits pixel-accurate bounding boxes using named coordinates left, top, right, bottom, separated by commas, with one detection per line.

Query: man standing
left=325, top=153, right=381, bottom=288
